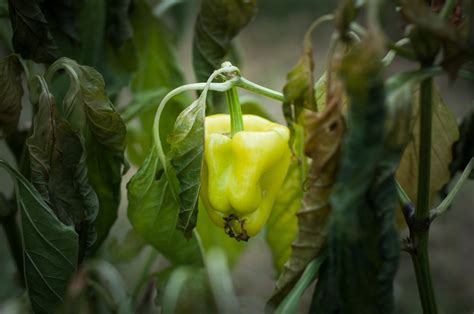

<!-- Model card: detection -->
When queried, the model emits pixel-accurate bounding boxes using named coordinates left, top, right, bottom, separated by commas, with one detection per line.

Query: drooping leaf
left=0, top=54, right=23, bottom=138
left=46, top=58, right=127, bottom=250
left=26, top=78, right=98, bottom=259
left=334, top=0, right=365, bottom=42
left=400, top=0, right=473, bottom=76
left=265, top=125, right=306, bottom=274
left=54, top=0, right=137, bottom=96
left=269, top=74, right=345, bottom=308
left=192, top=0, right=257, bottom=111
left=126, top=0, right=187, bottom=165
left=127, top=147, right=203, bottom=266
left=7, top=0, right=61, bottom=63
left=396, top=87, right=459, bottom=211
left=192, top=0, right=256, bottom=81
left=312, top=40, right=403, bottom=314
left=42, top=0, right=81, bottom=44
left=166, top=99, right=205, bottom=236
left=282, top=18, right=318, bottom=135
left=0, top=160, right=78, bottom=314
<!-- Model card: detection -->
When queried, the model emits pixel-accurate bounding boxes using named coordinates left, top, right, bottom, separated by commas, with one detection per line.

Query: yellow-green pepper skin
left=200, top=114, right=291, bottom=239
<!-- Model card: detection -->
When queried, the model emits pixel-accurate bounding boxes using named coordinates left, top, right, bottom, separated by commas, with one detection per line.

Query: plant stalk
left=225, top=87, right=244, bottom=136
left=411, top=75, right=438, bottom=314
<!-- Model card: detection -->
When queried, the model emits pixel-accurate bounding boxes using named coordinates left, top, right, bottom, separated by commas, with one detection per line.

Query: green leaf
left=192, top=0, right=256, bottom=81
left=396, top=87, right=460, bottom=212
left=192, top=0, right=256, bottom=111
left=42, top=0, right=81, bottom=44
left=46, top=58, right=127, bottom=251
left=126, top=0, right=187, bottom=165
left=7, top=0, right=61, bottom=63
left=26, top=78, right=98, bottom=259
left=312, top=42, right=402, bottom=314
left=167, top=99, right=205, bottom=236
left=55, top=0, right=137, bottom=96
left=127, top=147, right=203, bottom=266
left=0, top=54, right=23, bottom=138
left=0, top=160, right=78, bottom=314
left=265, top=125, right=305, bottom=274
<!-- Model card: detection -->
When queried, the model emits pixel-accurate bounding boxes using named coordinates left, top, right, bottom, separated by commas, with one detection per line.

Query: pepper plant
left=0, top=0, right=473, bottom=313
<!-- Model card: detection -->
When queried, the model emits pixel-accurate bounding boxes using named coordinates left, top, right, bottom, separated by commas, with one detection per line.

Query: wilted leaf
left=8, top=0, right=61, bottom=63
left=192, top=0, right=256, bottom=81
left=166, top=100, right=205, bottom=236
left=0, top=160, right=78, bottom=314
left=42, top=0, right=81, bottom=44
left=269, top=76, right=345, bottom=307
left=192, top=0, right=256, bottom=111
left=335, top=0, right=365, bottom=42
left=282, top=17, right=319, bottom=134
left=265, top=125, right=306, bottom=274
left=127, top=147, right=203, bottom=266
left=46, top=58, right=127, bottom=250
left=400, top=0, right=473, bottom=76
left=55, top=0, right=137, bottom=95
left=312, top=42, right=402, bottom=314
left=396, top=87, right=459, bottom=210
left=0, top=54, right=23, bottom=138
left=27, top=78, right=98, bottom=259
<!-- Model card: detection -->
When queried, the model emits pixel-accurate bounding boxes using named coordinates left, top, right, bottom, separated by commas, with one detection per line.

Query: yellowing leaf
left=266, top=125, right=306, bottom=274
left=396, top=88, right=459, bottom=217
left=269, top=78, right=345, bottom=307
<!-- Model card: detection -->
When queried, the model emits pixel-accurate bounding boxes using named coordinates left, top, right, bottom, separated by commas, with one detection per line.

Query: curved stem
left=382, top=38, right=411, bottom=66
left=152, top=66, right=239, bottom=176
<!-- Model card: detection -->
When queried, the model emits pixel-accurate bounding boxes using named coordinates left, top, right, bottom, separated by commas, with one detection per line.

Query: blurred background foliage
left=0, top=0, right=473, bottom=313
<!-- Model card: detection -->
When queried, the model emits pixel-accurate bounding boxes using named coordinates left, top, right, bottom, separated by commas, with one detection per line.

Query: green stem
left=411, top=75, right=438, bottom=314
left=430, top=158, right=473, bottom=220
left=236, top=77, right=284, bottom=101
left=225, top=87, right=244, bottom=136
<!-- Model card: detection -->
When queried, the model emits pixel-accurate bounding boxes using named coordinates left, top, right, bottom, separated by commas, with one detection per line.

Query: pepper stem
left=225, top=86, right=244, bottom=136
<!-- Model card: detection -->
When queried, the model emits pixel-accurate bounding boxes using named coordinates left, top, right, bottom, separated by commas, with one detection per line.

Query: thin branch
left=430, top=158, right=473, bottom=220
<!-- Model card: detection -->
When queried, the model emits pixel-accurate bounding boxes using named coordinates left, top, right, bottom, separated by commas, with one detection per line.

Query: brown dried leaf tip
left=223, top=214, right=250, bottom=242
